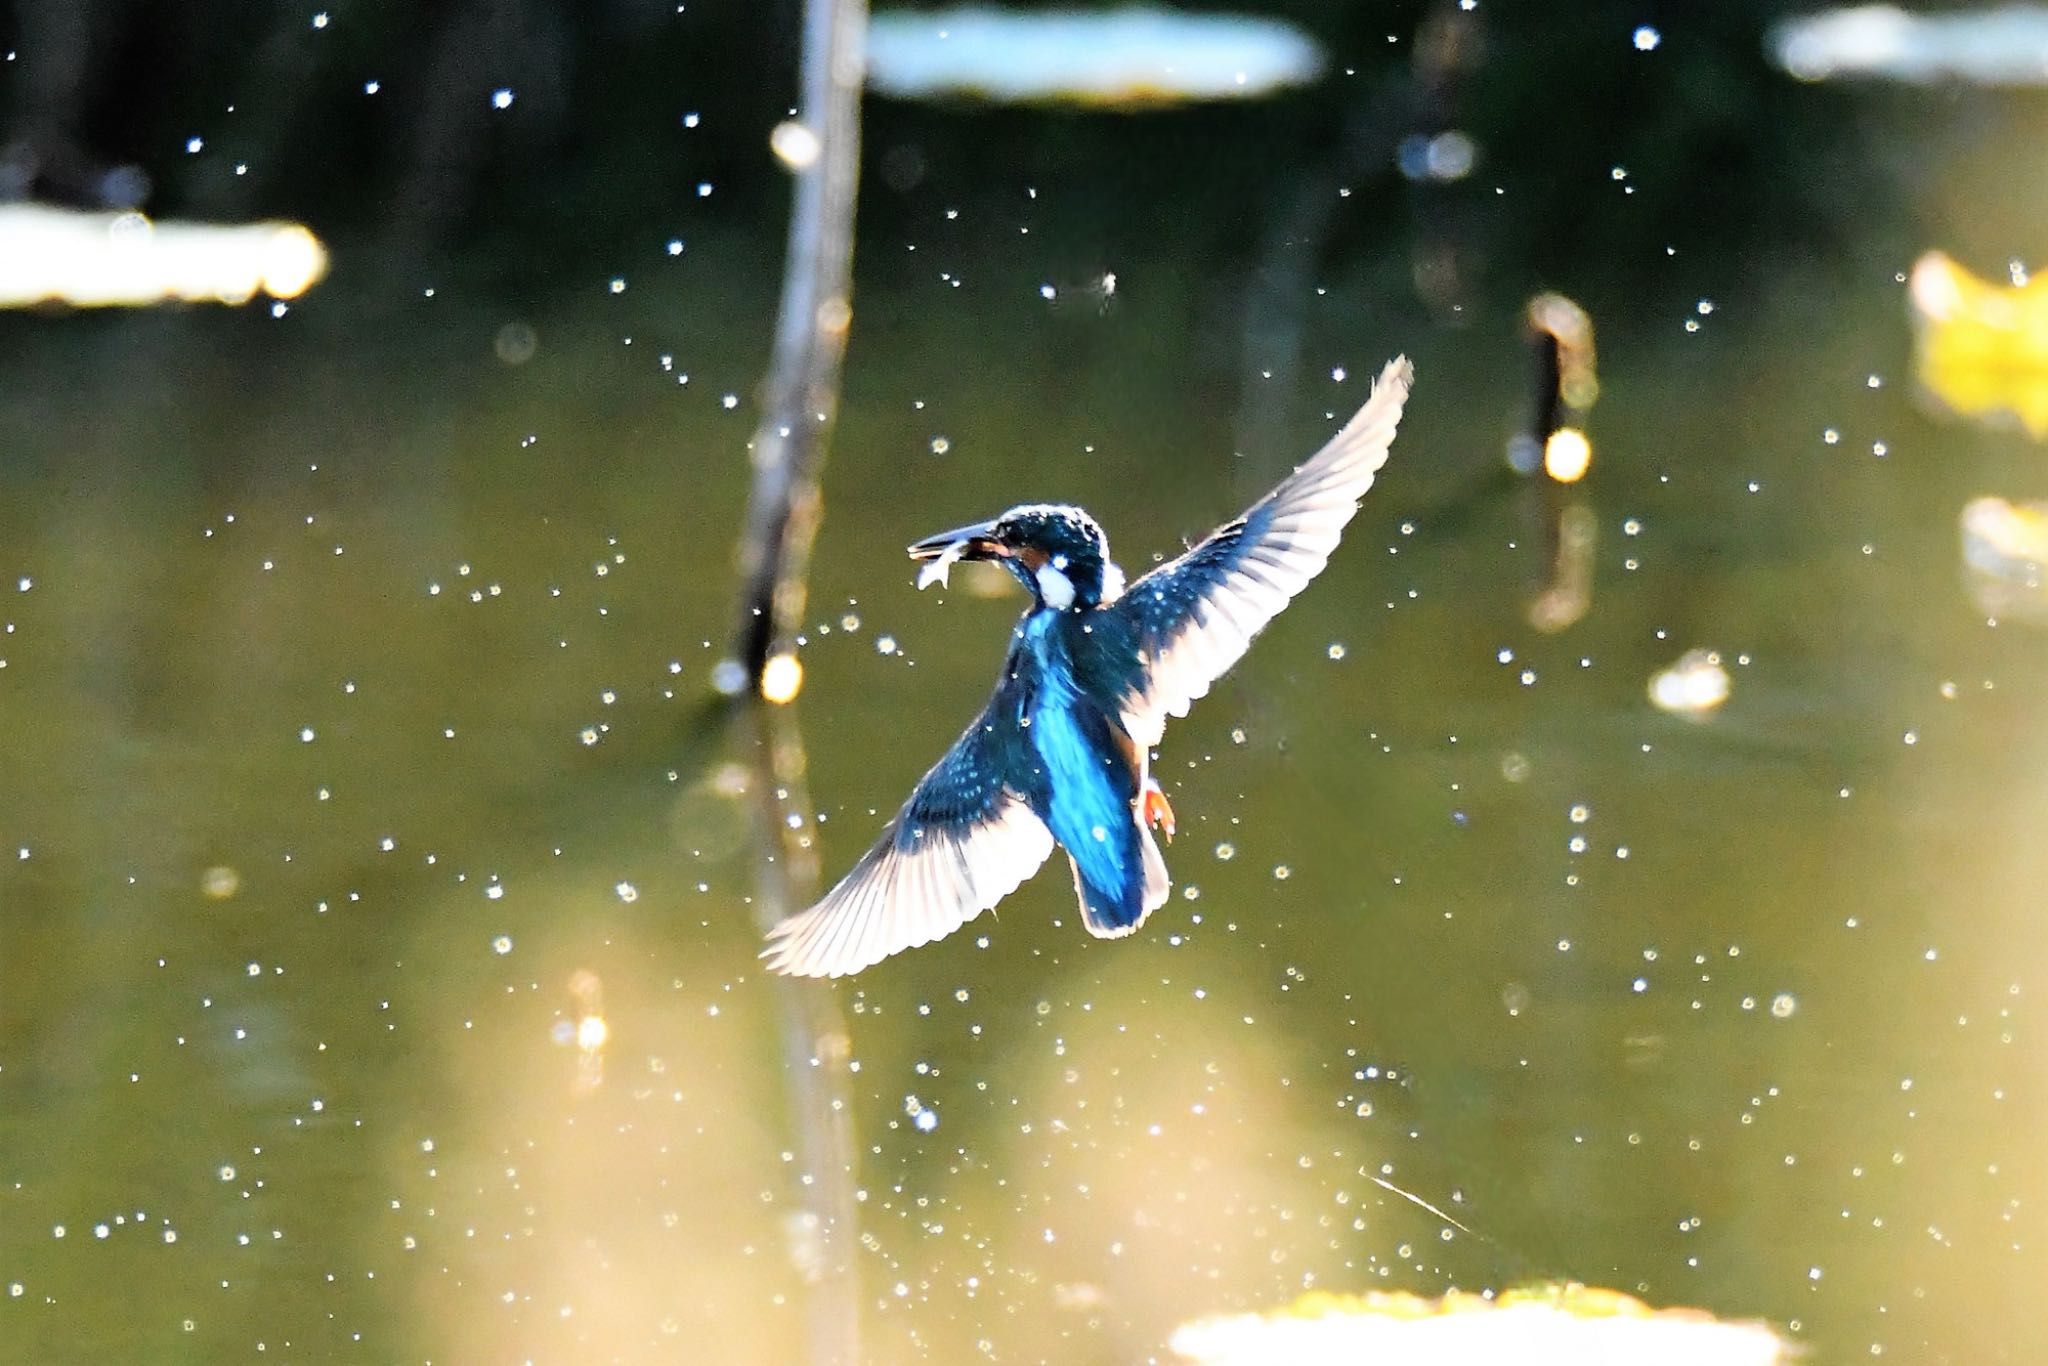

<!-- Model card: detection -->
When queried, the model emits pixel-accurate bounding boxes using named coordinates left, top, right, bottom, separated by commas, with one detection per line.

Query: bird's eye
left=1052, top=553, right=1069, bottom=570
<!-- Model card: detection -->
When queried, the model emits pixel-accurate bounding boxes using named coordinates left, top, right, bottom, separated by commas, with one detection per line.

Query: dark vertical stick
left=725, top=0, right=869, bottom=693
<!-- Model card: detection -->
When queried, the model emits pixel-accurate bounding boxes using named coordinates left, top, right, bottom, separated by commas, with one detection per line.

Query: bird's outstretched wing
left=762, top=698, right=1055, bottom=978
left=1101, top=356, right=1414, bottom=747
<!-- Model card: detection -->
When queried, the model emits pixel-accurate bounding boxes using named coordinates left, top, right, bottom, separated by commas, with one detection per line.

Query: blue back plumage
left=1019, top=614, right=1149, bottom=932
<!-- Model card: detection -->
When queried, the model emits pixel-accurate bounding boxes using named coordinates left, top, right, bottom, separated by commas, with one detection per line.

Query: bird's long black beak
left=907, top=519, right=1006, bottom=562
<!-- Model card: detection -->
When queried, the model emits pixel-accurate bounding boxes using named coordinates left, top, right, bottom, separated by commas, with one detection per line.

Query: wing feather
left=762, top=703, right=1055, bottom=979
left=1104, top=356, right=1414, bottom=747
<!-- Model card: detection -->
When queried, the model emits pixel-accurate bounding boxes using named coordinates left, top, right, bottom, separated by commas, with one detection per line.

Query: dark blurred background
left=0, top=1, right=1904, bottom=296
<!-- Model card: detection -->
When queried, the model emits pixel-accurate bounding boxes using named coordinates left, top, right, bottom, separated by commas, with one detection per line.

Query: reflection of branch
left=1234, top=87, right=1400, bottom=496
left=725, top=0, right=869, bottom=694
left=1527, top=501, right=1595, bottom=633
left=739, top=703, right=858, bottom=1365
left=716, top=0, right=867, bottom=1360
left=1234, top=1, right=1478, bottom=491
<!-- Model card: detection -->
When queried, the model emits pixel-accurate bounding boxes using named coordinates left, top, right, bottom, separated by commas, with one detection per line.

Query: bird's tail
left=1069, top=824, right=1170, bottom=938
left=1140, top=824, right=1170, bottom=913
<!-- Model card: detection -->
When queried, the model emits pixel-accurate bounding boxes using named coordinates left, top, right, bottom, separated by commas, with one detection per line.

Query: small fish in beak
left=917, top=539, right=970, bottom=591
left=907, top=519, right=1005, bottom=591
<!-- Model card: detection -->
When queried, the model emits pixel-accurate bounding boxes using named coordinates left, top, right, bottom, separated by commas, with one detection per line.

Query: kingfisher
left=763, top=356, right=1415, bottom=977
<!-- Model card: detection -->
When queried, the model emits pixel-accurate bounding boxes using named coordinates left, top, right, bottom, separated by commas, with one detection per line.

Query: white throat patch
left=1035, top=561, right=1076, bottom=610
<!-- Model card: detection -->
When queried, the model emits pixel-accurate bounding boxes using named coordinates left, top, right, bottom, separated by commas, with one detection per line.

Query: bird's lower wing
left=1102, top=356, right=1413, bottom=747
left=762, top=704, right=1055, bottom=978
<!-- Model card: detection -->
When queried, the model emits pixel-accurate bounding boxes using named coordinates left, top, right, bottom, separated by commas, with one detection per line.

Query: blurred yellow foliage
left=1910, top=250, right=2048, bottom=436
left=1172, top=1280, right=1791, bottom=1365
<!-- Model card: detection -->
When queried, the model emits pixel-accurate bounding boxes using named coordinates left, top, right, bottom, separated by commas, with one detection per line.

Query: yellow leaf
left=1910, top=250, right=2048, bottom=437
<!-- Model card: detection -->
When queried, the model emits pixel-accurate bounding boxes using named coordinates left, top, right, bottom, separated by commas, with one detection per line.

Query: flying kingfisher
left=764, top=356, right=1415, bottom=977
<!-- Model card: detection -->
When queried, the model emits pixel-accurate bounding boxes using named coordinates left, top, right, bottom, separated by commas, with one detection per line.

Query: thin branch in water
left=720, top=0, right=869, bottom=700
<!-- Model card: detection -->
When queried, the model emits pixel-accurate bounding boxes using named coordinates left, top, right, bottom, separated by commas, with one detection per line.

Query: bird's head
left=908, top=503, right=1124, bottom=610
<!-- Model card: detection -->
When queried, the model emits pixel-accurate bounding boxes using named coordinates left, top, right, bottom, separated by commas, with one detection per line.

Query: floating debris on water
left=0, top=205, right=328, bottom=308
left=1909, top=250, right=2048, bottom=437
left=1773, top=4, right=2048, bottom=86
left=1649, top=648, right=1732, bottom=718
left=1961, top=495, right=2048, bottom=622
left=1529, top=503, right=1596, bottom=633
left=865, top=8, right=1325, bottom=106
left=1171, top=1284, right=1793, bottom=1365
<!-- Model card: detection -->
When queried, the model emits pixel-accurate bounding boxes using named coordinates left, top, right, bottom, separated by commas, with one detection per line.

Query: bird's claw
left=1141, top=779, right=1176, bottom=842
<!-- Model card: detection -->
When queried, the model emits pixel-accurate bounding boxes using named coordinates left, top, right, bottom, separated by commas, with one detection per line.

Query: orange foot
left=1141, top=779, right=1176, bottom=842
